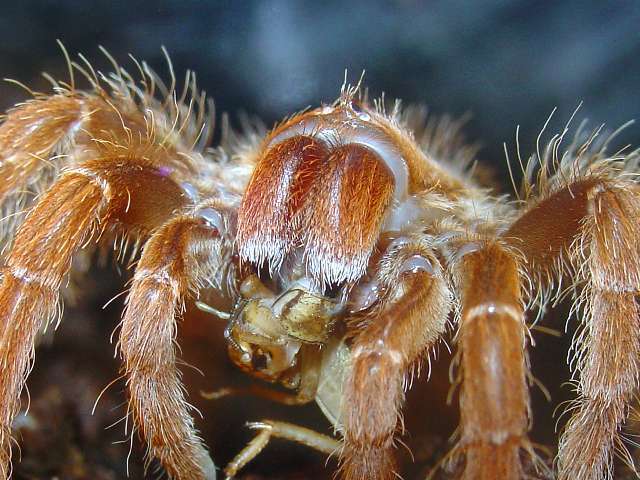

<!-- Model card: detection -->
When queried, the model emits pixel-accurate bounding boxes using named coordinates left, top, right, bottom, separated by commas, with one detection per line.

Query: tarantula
left=0, top=48, right=638, bottom=480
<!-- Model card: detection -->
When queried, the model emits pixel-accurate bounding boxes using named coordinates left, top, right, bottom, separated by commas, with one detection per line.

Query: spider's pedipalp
left=340, top=239, right=452, bottom=480
left=449, top=241, right=533, bottom=479
left=120, top=201, right=236, bottom=480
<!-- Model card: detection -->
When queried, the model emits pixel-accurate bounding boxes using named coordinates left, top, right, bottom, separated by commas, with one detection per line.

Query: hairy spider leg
left=0, top=155, right=189, bottom=478
left=0, top=93, right=155, bottom=246
left=507, top=178, right=640, bottom=480
left=120, top=200, right=236, bottom=480
left=449, top=241, right=533, bottom=480
left=340, top=240, right=451, bottom=480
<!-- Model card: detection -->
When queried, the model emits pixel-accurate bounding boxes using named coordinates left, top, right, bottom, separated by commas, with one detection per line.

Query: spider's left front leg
left=0, top=156, right=222, bottom=479
left=119, top=198, right=236, bottom=480
left=340, top=238, right=452, bottom=480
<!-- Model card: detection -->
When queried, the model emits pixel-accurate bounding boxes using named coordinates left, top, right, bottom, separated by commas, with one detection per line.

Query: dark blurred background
left=1, top=1, right=639, bottom=479
left=1, top=1, right=639, bottom=170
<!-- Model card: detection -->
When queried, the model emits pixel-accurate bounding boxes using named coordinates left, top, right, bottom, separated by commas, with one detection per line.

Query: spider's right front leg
left=449, top=240, right=533, bottom=480
left=0, top=95, right=85, bottom=203
left=0, top=93, right=153, bottom=246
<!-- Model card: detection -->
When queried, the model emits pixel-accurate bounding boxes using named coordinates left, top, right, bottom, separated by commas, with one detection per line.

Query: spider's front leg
left=506, top=172, right=640, bottom=480
left=119, top=198, right=236, bottom=480
left=340, top=238, right=452, bottom=480
left=448, top=240, right=533, bottom=479
left=0, top=155, right=224, bottom=478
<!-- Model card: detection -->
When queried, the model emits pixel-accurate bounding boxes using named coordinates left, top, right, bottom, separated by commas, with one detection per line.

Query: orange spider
left=0, top=49, right=638, bottom=480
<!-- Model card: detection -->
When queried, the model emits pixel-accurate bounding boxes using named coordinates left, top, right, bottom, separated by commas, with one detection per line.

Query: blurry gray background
left=1, top=0, right=638, bottom=180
